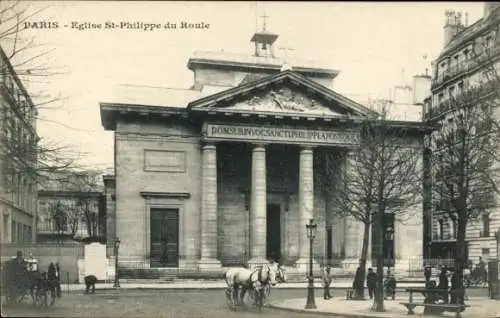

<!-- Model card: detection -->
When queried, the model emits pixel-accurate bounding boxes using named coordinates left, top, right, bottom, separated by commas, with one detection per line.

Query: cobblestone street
left=2, top=288, right=490, bottom=318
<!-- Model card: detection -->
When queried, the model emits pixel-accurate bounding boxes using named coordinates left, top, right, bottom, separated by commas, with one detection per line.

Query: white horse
left=224, top=262, right=282, bottom=310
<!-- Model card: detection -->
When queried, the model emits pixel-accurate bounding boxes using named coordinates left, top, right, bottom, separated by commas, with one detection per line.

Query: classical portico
left=188, top=70, right=376, bottom=270
left=99, top=27, right=429, bottom=276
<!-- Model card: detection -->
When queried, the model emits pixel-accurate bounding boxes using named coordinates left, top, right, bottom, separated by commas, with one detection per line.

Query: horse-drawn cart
left=1, top=259, right=58, bottom=307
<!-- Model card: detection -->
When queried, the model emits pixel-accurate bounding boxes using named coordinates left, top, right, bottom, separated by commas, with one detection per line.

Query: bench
left=400, top=288, right=469, bottom=318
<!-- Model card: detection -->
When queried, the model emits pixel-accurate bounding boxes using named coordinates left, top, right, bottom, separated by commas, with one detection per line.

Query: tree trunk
left=454, top=217, right=468, bottom=304
left=354, top=220, right=370, bottom=299
left=373, top=208, right=385, bottom=312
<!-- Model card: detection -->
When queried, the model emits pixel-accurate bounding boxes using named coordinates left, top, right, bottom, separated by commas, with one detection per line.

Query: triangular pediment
left=188, top=70, right=378, bottom=119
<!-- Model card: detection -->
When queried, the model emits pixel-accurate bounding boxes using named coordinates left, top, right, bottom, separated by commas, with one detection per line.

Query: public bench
left=400, top=288, right=469, bottom=318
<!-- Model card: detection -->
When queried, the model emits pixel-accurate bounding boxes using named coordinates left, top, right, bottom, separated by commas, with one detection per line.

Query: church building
left=100, top=26, right=432, bottom=274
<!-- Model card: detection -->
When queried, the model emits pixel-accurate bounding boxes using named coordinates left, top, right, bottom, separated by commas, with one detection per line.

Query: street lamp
left=114, top=237, right=121, bottom=288
left=495, top=228, right=500, bottom=261
left=305, top=218, right=317, bottom=309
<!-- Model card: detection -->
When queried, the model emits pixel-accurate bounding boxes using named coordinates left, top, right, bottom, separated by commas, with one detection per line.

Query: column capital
left=201, top=142, right=217, bottom=151
left=299, top=145, right=316, bottom=152
left=251, top=143, right=268, bottom=150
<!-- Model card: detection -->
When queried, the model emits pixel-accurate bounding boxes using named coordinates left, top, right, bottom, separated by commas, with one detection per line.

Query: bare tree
left=48, top=200, right=79, bottom=241
left=427, top=50, right=500, bottom=298
left=1, top=0, right=85, bottom=194
left=317, top=101, right=424, bottom=310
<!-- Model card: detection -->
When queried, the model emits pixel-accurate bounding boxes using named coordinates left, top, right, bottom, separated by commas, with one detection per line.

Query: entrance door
left=266, top=204, right=281, bottom=262
left=150, top=208, right=179, bottom=267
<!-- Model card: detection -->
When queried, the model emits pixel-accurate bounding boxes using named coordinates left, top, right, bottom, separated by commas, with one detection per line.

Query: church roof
left=188, top=50, right=339, bottom=78
left=188, top=70, right=378, bottom=118
left=108, top=84, right=201, bottom=108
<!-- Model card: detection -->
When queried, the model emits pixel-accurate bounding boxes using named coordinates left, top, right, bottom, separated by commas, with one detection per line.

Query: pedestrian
left=55, top=262, right=62, bottom=298
left=366, top=268, right=378, bottom=300
left=424, top=265, right=432, bottom=283
left=322, top=265, right=332, bottom=299
left=438, top=266, right=449, bottom=303
left=384, top=271, right=396, bottom=300
left=84, top=275, right=97, bottom=294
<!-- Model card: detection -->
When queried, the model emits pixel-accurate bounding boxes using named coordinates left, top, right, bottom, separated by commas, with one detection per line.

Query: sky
left=7, top=1, right=485, bottom=170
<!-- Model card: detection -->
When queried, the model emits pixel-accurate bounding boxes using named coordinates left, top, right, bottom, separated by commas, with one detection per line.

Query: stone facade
left=0, top=47, right=38, bottom=244
left=425, top=3, right=500, bottom=264
left=100, top=29, right=432, bottom=274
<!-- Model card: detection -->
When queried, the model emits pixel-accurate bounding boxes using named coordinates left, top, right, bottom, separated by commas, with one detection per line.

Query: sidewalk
left=269, top=296, right=500, bottom=318
left=63, top=279, right=427, bottom=291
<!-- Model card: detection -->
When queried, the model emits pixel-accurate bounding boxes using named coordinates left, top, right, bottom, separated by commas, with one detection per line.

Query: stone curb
left=268, top=299, right=500, bottom=318
left=268, top=302, right=381, bottom=318
left=64, top=284, right=427, bottom=292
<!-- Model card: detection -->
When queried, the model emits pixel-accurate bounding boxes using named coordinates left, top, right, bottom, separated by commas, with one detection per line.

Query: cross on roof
left=260, top=13, right=269, bottom=31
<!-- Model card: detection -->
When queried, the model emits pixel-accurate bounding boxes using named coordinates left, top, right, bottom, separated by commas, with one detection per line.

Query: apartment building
left=0, top=46, right=38, bottom=244
left=424, top=3, right=500, bottom=263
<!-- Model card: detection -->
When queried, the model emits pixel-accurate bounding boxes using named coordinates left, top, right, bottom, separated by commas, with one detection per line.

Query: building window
left=438, top=219, right=444, bottom=239
left=481, top=213, right=490, bottom=237
left=482, top=248, right=490, bottom=260
left=11, top=221, right=17, bottom=243
left=17, top=222, right=22, bottom=243
left=451, top=220, right=457, bottom=239
left=438, top=93, right=444, bottom=104
left=448, top=86, right=456, bottom=99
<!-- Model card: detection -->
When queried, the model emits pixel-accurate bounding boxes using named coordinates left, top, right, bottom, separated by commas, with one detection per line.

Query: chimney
left=393, top=85, right=413, bottom=105
left=443, top=10, right=462, bottom=46
left=412, top=75, right=432, bottom=105
left=484, top=2, right=500, bottom=19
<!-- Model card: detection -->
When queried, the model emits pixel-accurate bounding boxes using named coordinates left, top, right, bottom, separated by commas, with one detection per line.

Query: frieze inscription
left=204, top=124, right=360, bottom=146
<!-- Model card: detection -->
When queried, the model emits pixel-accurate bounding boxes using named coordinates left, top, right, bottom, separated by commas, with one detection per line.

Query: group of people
left=322, top=265, right=396, bottom=300
left=423, top=265, right=467, bottom=305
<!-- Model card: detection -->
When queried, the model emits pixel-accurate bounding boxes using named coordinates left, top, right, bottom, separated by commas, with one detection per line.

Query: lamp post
left=495, top=228, right=500, bottom=261
left=305, top=218, right=317, bottom=309
left=114, top=237, right=121, bottom=288
left=494, top=228, right=500, bottom=300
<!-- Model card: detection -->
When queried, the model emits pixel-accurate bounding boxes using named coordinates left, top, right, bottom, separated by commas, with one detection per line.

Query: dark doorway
left=266, top=204, right=281, bottom=262
left=326, top=227, right=333, bottom=262
left=150, top=208, right=179, bottom=267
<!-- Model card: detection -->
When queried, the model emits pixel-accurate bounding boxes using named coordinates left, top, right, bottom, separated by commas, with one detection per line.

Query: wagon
left=1, top=259, right=57, bottom=307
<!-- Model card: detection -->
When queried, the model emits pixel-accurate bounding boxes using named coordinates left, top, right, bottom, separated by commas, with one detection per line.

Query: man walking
left=367, top=268, right=378, bottom=300
left=424, top=265, right=432, bottom=283
left=322, top=265, right=332, bottom=299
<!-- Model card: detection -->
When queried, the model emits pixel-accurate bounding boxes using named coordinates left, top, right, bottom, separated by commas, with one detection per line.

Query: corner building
left=100, top=30, right=430, bottom=274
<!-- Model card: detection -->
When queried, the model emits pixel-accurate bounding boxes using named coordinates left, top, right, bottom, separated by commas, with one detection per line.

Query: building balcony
left=431, top=43, right=500, bottom=89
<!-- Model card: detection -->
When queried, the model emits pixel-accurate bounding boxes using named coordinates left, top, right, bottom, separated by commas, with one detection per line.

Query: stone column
left=248, top=144, right=267, bottom=267
left=295, top=146, right=318, bottom=270
left=198, top=143, right=221, bottom=269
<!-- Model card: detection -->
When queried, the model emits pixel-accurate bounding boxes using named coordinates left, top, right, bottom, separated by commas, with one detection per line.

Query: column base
left=198, top=258, right=222, bottom=271
left=341, top=258, right=361, bottom=271
left=294, top=258, right=320, bottom=273
left=393, top=259, right=410, bottom=277
left=247, top=257, right=268, bottom=269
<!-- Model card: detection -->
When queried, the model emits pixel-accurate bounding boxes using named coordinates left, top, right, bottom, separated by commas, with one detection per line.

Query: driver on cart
left=12, top=250, right=27, bottom=269
left=26, top=252, right=38, bottom=272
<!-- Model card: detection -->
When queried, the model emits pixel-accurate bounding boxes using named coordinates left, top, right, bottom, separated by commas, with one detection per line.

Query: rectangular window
left=482, top=248, right=490, bottom=260
left=17, top=222, right=22, bottom=243
left=481, top=213, right=490, bottom=237
left=11, top=221, right=17, bottom=243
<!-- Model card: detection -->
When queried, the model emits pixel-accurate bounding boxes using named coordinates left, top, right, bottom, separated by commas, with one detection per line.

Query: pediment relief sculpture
left=226, top=87, right=341, bottom=116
